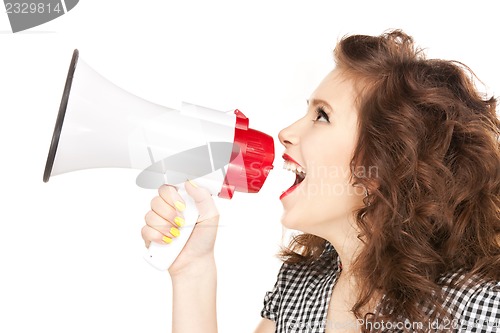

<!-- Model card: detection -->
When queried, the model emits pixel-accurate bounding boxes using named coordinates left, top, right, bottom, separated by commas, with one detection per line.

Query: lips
left=280, top=154, right=306, bottom=200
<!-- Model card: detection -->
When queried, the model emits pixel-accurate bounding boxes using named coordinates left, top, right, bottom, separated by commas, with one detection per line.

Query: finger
left=184, top=180, right=219, bottom=223
left=144, top=210, right=182, bottom=240
left=141, top=225, right=173, bottom=248
left=158, top=184, right=186, bottom=213
left=150, top=196, right=185, bottom=228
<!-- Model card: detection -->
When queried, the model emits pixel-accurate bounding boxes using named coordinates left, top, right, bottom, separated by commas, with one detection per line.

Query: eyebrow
left=306, top=98, right=333, bottom=110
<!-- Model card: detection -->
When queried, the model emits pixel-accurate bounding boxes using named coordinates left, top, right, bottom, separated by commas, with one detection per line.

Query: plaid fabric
left=261, top=242, right=500, bottom=333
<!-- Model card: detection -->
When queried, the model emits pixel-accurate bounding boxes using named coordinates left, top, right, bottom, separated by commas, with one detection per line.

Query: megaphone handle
left=144, top=184, right=198, bottom=271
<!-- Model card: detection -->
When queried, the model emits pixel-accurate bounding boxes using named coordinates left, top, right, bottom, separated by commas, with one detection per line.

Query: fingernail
left=174, top=201, right=186, bottom=212
left=188, top=179, right=198, bottom=188
left=162, top=236, right=172, bottom=244
left=174, top=216, right=185, bottom=227
left=170, top=227, right=180, bottom=238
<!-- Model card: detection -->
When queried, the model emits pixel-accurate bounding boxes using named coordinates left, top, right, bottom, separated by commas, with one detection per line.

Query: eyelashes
left=314, top=107, right=330, bottom=123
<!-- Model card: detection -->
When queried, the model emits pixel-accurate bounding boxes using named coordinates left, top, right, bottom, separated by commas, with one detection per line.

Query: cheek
left=303, top=132, right=356, bottom=184
left=281, top=130, right=361, bottom=231
left=306, top=142, right=354, bottom=185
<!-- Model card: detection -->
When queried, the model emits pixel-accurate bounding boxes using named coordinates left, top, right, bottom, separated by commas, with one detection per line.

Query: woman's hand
left=141, top=181, right=219, bottom=278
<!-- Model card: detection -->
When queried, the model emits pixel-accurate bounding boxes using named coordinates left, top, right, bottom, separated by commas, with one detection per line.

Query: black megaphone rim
left=43, top=49, right=79, bottom=182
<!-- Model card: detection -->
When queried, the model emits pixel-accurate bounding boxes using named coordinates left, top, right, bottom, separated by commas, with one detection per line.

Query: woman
left=141, top=30, right=500, bottom=332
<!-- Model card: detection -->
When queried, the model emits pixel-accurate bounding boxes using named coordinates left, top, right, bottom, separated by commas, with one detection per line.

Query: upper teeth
left=283, top=161, right=306, bottom=175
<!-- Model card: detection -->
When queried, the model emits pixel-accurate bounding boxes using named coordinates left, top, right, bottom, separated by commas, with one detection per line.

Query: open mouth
left=280, top=155, right=306, bottom=200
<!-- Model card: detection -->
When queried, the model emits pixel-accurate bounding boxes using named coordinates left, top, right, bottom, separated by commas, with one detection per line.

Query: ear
left=350, top=164, right=380, bottom=189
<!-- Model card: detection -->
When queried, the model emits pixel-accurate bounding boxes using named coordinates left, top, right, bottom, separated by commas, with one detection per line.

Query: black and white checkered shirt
left=261, top=242, right=500, bottom=332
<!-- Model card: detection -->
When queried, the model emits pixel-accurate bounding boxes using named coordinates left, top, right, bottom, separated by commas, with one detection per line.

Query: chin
left=280, top=209, right=304, bottom=231
left=280, top=208, right=321, bottom=235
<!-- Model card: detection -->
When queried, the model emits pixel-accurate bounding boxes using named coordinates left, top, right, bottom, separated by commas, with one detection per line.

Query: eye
left=314, top=107, right=330, bottom=123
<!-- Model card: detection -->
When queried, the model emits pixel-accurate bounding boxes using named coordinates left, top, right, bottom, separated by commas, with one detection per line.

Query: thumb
left=184, top=180, right=219, bottom=223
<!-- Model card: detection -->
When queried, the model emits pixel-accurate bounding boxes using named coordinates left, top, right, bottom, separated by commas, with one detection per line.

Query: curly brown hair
left=279, top=30, right=500, bottom=331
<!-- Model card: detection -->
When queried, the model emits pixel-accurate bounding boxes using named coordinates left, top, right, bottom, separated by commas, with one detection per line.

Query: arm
left=171, top=256, right=217, bottom=333
left=143, top=182, right=276, bottom=332
left=254, top=318, right=276, bottom=333
left=142, top=182, right=220, bottom=332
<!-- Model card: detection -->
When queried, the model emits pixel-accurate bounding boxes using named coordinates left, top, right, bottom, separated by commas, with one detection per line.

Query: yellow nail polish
left=174, top=216, right=185, bottom=227
left=188, top=179, right=198, bottom=188
left=162, top=236, right=172, bottom=244
left=170, top=227, right=180, bottom=237
left=174, top=201, right=186, bottom=212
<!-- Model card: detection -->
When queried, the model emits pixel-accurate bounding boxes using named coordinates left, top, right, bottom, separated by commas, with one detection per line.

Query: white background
left=0, top=1, right=498, bottom=332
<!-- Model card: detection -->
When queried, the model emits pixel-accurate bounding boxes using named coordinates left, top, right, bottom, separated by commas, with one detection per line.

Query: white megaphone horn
left=43, top=50, right=275, bottom=270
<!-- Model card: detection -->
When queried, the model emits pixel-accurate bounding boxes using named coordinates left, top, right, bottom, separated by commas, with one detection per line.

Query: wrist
left=169, top=254, right=216, bottom=281
left=170, top=254, right=217, bottom=333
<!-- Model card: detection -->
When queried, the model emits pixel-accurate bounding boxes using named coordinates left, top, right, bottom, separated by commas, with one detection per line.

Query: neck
left=322, top=214, right=363, bottom=275
left=321, top=217, right=382, bottom=315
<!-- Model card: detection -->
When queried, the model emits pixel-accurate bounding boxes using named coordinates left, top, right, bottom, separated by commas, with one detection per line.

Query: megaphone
left=43, top=50, right=275, bottom=270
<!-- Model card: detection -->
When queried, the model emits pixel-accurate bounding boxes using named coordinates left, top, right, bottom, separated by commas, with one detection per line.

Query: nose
left=278, top=119, right=301, bottom=148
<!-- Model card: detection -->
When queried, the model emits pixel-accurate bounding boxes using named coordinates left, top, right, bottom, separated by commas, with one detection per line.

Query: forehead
left=309, top=69, right=358, bottom=112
